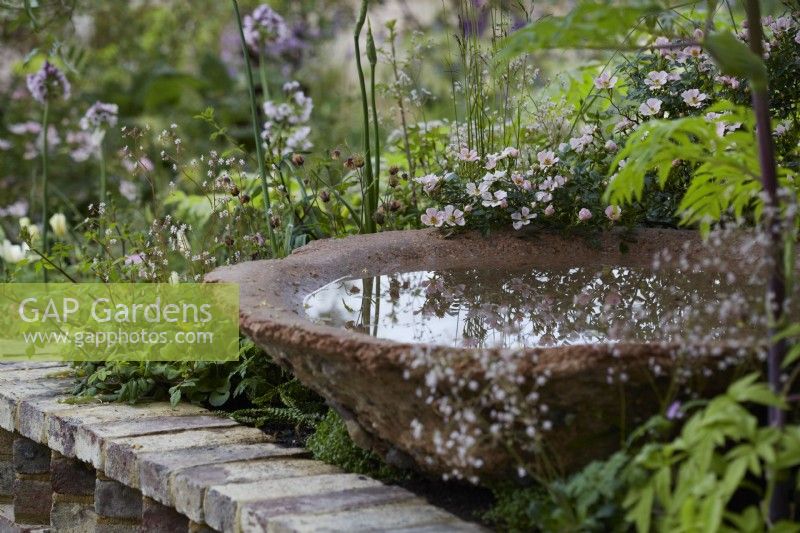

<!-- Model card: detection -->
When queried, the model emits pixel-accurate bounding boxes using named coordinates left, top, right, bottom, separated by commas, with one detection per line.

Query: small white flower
left=49, top=213, right=68, bottom=238
left=578, top=208, right=593, bottom=221
left=569, top=134, right=593, bottom=153
left=615, top=117, right=633, bottom=132
left=653, top=36, right=672, bottom=57
left=604, top=140, right=618, bottom=152
left=442, top=205, right=466, bottom=227
left=466, top=181, right=490, bottom=198
left=639, top=98, right=662, bottom=116
left=481, top=190, right=507, bottom=208
left=681, top=88, right=707, bottom=108
left=535, top=191, right=552, bottom=203
left=414, top=174, right=441, bottom=194
left=605, top=205, right=622, bottom=221
left=678, top=46, right=703, bottom=63
left=169, top=271, right=181, bottom=285
left=511, top=172, right=530, bottom=190
left=19, top=217, right=40, bottom=242
left=594, top=72, right=618, bottom=90
left=511, top=207, right=536, bottom=230
left=457, top=147, right=479, bottom=162
left=420, top=208, right=444, bottom=227
left=544, top=204, right=555, bottom=216
left=0, top=240, right=29, bottom=264
left=644, top=70, right=669, bottom=90
left=501, top=146, right=519, bottom=158
left=537, top=150, right=559, bottom=169
left=716, top=75, right=740, bottom=89
left=769, top=16, right=792, bottom=35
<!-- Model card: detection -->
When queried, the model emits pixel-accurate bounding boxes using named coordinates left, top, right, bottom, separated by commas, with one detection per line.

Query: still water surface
left=304, top=266, right=757, bottom=349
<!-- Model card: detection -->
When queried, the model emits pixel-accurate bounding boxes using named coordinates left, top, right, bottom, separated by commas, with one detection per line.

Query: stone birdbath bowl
left=206, top=228, right=755, bottom=480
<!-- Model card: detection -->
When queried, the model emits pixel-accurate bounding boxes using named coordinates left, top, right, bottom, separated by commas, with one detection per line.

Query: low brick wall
left=0, top=362, right=483, bottom=532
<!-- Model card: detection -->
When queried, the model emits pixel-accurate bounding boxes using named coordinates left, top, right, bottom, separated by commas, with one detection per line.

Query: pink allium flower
left=544, top=204, right=555, bottom=216
left=80, top=101, right=119, bottom=130
left=578, top=208, right=593, bottom=221
left=26, top=61, right=71, bottom=104
left=243, top=4, right=289, bottom=53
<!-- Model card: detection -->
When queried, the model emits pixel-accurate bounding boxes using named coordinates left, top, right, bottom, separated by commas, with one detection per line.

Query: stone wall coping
left=0, top=362, right=485, bottom=532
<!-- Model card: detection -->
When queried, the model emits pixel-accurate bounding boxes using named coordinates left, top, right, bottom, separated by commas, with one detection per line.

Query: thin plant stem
left=354, top=0, right=375, bottom=233
left=99, top=139, right=107, bottom=205
left=40, top=100, right=49, bottom=284
left=258, top=55, right=271, bottom=100
left=368, top=21, right=380, bottom=218
left=743, top=0, right=790, bottom=523
left=231, top=0, right=280, bottom=257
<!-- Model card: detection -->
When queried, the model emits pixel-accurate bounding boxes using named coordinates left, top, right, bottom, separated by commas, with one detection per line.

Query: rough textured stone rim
left=206, top=227, right=750, bottom=477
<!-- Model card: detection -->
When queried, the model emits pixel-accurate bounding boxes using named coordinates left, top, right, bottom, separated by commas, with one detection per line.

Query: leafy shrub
left=485, top=375, right=800, bottom=532
left=485, top=452, right=630, bottom=532
left=623, top=374, right=800, bottom=532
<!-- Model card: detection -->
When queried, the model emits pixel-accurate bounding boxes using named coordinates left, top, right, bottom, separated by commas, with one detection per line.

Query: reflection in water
left=303, top=266, right=762, bottom=349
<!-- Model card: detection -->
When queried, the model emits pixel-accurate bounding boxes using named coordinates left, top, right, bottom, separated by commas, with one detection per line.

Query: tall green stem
left=40, top=100, right=49, bottom=283
left=354, top=0, right=375, bottom=233
left=258, top=56, right=271, bottom=101
left=367, top=21, right=380, bottom=214
left=231, top=0, right=280, bottom=257
left=99, top=139, right=107, bottom=205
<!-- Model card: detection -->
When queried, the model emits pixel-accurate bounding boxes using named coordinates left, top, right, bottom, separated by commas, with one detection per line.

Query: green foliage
left=485, top=452, right=631, bottom=532
left=486, top=375, right=800, bottom=532
left=306, top=410, right=406, bottom=480
left=624, top=374, right=800, bottom=532
left=229, top=374, right=327, bottom=430
left=605, top=102, right=763, bottom=232
left=499, top=1, right=667, bottom=58
left=705, top=31, right=768, bottom=91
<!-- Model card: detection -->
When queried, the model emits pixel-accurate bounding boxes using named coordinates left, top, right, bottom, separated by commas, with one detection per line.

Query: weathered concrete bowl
left=206, top=228, right=751, bottom=479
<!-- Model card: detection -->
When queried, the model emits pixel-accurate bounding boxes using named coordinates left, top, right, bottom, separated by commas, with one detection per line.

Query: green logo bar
left=0, top=284, right=239, bottom=362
